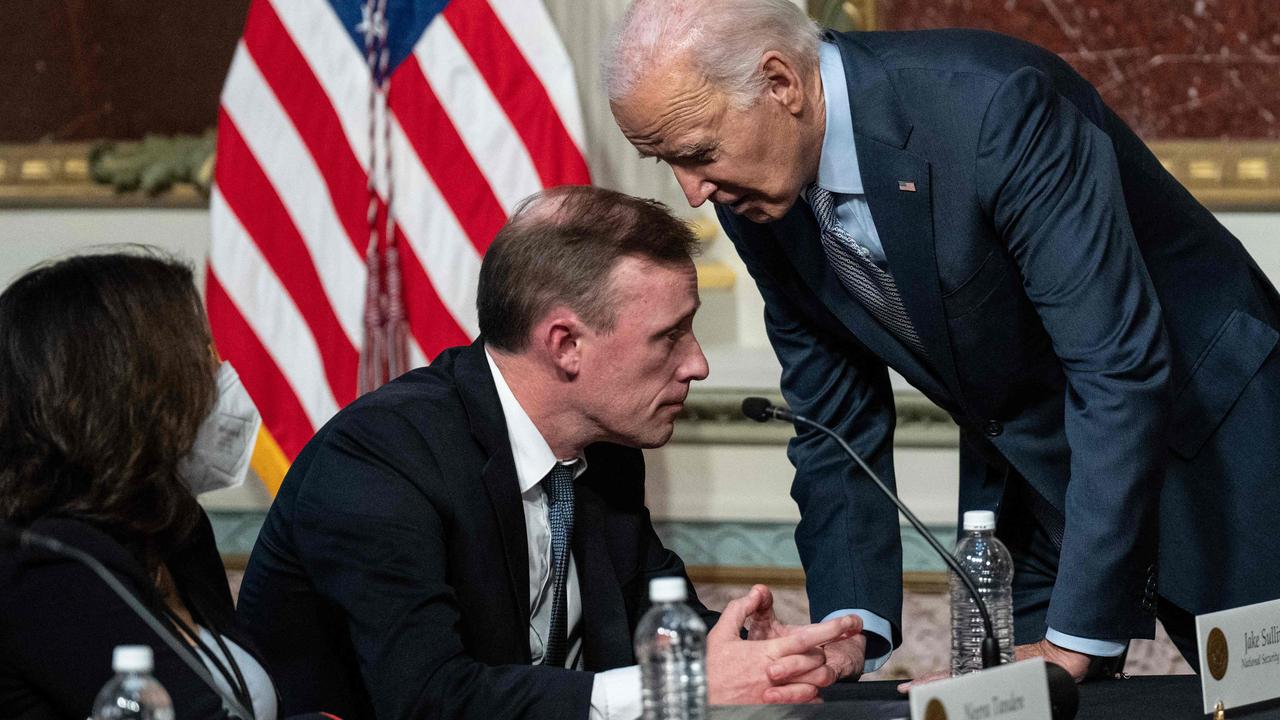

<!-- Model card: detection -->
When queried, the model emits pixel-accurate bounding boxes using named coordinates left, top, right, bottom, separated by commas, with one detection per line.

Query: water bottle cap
left=112, top=645, right=153, bottom=673
left=649, top=577, right=687, bottom=602
left=962, top=510, right=996, bottom=531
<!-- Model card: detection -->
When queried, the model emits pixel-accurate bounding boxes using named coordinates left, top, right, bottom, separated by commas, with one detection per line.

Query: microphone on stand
left=740, top=397, right=1001, bottom=668
left=0, top=520, right=255, bottom=720
left=741, top=397, right=1079, bottom=719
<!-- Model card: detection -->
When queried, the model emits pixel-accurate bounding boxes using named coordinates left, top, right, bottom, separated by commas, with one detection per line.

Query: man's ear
left=760, top=51, right=806, bottom=115
left=536, top=306, right=585, bottom=379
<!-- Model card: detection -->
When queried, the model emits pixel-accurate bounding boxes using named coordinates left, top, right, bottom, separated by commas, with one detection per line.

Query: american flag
left=209, top=0, right=590, bottom=492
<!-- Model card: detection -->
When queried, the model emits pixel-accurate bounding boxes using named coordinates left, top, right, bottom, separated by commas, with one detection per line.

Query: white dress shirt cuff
left=822, top=609, right=894, bottom=673
left=1044, top=628, right=1127, bottom=657
left=590, top=665, right=642, bottom=720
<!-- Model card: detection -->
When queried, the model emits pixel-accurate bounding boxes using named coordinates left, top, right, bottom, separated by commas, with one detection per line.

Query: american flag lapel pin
left=898, top=180, right=917, bottom=192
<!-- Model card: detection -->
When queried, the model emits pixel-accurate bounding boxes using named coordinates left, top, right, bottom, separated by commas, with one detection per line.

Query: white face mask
left=178, top=362, right=262, bottom=495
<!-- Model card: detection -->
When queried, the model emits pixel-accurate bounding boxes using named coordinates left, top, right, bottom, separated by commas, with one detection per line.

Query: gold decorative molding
left=3, top=139, right=1278, bottom=211
left=674, top=387, right=959, bottom=448
left=91, top=131, right=215, bottom=197
left=687, top=565, right=948, bottom=593
left=224, top=556, right=946, bottom=593
left=0, top=142, right=201, bottom=208
left=695, top=260, right=737, bottom=290
left=1148, top=140, right=1280, bottom=210
left=690, top=218, right=738, bottom=290
left=690, top=218, right=721, bottom=243
left=809, top=0, right=877, bottom=31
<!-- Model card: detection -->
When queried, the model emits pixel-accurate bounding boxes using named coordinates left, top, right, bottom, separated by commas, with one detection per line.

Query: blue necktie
left=542, top=461, right=576, bottom=667
left=805, top=184, right=925, bottom=354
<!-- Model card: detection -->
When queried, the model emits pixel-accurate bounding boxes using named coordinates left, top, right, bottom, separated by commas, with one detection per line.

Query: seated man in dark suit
left=237, top=185, right=861, bottom=720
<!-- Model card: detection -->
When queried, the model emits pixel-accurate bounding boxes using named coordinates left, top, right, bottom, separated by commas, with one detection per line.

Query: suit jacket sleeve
left=716, top=206, right=904, bottom=653
left=580, top=443, right=719, bottom=636
left=976, top=66, right=1170, bottom=638
left=290, top=406, right=594, bottom=720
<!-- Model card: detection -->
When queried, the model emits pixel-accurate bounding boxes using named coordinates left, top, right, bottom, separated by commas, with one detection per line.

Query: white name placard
left=1197, top=597, right=1280, bottom=713
left=909, top=657, right=1052, bottom=720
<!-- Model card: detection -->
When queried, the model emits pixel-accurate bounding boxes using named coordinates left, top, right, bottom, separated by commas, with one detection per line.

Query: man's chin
left=743, top=207, right=778, bottom=223
left=736, top=197, right=798, bottom=224
left=633, top=425, right=676, bottom=450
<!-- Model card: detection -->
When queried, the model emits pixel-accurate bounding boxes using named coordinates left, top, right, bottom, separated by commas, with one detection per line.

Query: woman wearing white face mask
left=0, top=249, right=280, bottom=720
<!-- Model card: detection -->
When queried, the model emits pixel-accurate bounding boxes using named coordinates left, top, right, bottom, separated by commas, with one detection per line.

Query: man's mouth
left=661, top=394, right=688, bottom=411
left=715, top=192, right=749, bottom=213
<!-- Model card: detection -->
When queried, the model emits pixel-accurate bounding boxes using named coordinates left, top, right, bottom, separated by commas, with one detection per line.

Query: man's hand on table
left=896, top=637, right=1095, bottom=693
left=1015, top=638, right=1091, bottom=681
left=706, top=584, right=862, bottom=704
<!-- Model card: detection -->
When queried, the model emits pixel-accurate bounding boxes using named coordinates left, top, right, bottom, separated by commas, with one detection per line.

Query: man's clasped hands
left=706, top=584, right=867, bottom=704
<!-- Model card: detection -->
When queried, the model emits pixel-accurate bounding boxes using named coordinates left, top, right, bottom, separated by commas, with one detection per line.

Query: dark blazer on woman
left=0, top=510, right=267, bottom=720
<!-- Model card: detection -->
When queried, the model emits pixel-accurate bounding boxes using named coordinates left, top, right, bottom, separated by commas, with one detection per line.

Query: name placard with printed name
left=1197, top=597, right=1280, bottom=714
left=909, top=657, right=1051, bottom=720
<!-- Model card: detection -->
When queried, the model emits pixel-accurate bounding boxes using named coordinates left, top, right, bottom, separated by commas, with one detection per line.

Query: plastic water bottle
left=91, top=645, right=175, bottom=720
left=635, top=577, right=707, bottom=720
left=950, top=510, right=1015, bottom=675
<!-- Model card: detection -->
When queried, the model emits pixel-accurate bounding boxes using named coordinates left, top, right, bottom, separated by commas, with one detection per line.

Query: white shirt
left=195, top=627, right=278, bottom=720
left=486, top=349, right=642, bottom=719
left=815, top=42, right=887, bottom=268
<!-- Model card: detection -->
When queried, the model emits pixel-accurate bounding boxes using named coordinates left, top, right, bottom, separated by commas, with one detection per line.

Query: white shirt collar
left=816, top=41, right=864, bottom=195
left=485, top=348, right=583, bottom=494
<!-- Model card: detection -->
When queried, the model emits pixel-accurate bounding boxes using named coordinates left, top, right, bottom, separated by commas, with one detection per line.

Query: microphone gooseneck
left=741, top=397, right=1002, bottom=670
left=0, top=520, right=256, bottom=720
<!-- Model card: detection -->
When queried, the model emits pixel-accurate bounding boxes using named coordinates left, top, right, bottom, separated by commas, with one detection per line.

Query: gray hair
left=605, top=0, right=821, bottom=107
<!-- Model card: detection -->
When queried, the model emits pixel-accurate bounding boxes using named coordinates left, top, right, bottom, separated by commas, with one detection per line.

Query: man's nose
left=673, top=166, right=715, bottom=207
left=681, top=335, right=710, bottom=382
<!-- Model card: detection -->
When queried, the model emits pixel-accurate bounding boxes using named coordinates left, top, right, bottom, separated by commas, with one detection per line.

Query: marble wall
left=877, top=0, right=1280, bottom=140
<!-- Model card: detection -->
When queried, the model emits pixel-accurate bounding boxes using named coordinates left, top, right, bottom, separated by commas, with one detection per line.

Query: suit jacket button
left=984, top=420, right=1003, bottom=437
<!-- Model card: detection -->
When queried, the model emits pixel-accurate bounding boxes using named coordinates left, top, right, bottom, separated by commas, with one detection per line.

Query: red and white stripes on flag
left=209, top=0, right=591, bottom=492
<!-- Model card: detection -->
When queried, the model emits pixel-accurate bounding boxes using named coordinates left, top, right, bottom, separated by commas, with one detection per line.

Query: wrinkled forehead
left=611, top=63, right=726, bottom=156
left=607, top=255, right=702, bottom=326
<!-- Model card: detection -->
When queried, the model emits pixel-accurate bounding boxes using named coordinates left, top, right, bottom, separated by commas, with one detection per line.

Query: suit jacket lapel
left=773, top=201, right=951, bottom=403
left=856, top=136, right=965, bottom=408
left=571, top=481, right=633, bottom=671
left=832, top=31, right=968, bottom=409
left=456, top=340, right=532, bottom=635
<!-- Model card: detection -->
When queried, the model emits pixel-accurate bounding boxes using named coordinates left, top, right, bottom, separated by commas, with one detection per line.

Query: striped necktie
left=805, top=184, right=925, bottom=354
left=542, top=461, right=576, bottom=667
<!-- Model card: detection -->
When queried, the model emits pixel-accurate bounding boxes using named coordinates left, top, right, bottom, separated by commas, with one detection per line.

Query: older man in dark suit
left=237, top=185, right=859, bottom=719
left=607, top=0, right=1280, bottom=681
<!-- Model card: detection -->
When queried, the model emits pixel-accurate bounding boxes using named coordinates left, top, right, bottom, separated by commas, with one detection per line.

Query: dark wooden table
left=709, top=676, right=1280, bottom=719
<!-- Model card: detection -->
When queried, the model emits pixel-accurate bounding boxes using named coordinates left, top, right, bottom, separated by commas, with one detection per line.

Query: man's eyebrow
left=638, top=141, right=717, bottom=162
left=670, top=141, right=717, bottom=159
left=654, top=302, right=701, bottom=338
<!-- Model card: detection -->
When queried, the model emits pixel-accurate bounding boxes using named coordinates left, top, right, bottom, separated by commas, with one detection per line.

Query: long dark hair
left=0, top=248, right=217, bottom=570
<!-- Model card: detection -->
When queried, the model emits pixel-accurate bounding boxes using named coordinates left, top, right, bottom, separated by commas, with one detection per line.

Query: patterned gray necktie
left=542, top=461, right=576, bottom=667
left=805, top=184, right=925, bottom=354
